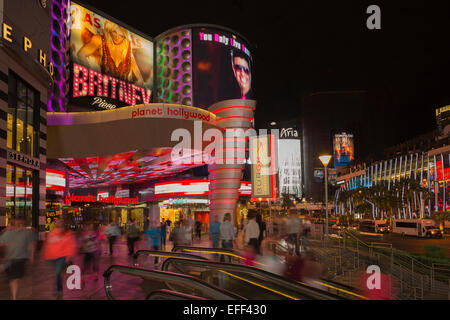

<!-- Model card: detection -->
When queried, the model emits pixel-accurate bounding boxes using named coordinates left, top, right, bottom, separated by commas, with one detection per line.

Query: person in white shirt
left=243, top=210, right=260, bottom=254
left=219, top=213, right=235, bottom=262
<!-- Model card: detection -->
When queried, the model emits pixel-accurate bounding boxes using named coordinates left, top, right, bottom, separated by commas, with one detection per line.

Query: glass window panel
left=16, top=104, right=26, bottom=154
left=15, top=166, right=26, bottom=221
left=17, top=80, right=27, bottom=103
left=6, top=164, right=14, bottom=227
left=7, top=113, right=13, bottom=149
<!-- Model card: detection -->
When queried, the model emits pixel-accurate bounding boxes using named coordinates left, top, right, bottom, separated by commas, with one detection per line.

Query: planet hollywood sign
left=64, top=193, right=139, bottom=205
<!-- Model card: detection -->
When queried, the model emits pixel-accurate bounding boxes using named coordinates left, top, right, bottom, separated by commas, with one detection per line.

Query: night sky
left=82, top=0, right=450, bottom=154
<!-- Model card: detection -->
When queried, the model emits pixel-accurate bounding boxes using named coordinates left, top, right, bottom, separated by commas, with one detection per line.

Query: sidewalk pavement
left=0, top=236, right=215, bottom=300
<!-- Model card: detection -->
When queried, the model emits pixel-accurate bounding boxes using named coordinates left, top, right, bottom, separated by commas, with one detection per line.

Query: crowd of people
left=0, top=210, right=394, bottom=300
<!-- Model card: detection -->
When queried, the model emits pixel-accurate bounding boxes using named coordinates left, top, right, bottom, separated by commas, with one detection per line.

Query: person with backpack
left=126, top=219, right=140, bottom=256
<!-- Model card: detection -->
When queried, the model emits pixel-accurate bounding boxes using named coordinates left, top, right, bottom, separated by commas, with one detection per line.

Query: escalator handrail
left=146, top=289, right=208, bottom=300
left=102, top=264, right=246, bottom=300
left=133, top=250, right=208, bottom=267
left=161, top=258, right=345, bottom=300
left=171, top=246, right=262, bottom=265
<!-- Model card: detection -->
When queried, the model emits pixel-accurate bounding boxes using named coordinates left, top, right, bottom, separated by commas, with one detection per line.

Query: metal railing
left=102, top=265, right=245, bottom=300
left=133, top=250, right=208, bottom=268
left=161, top=257, right=347, bottom=300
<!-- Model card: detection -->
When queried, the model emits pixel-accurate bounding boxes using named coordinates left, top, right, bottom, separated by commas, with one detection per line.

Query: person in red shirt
left=41, top=219, right=77, bottom=298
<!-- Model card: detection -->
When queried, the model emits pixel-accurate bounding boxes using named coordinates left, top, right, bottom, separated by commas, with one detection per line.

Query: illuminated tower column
left=207, top=99, right=256, bottom=224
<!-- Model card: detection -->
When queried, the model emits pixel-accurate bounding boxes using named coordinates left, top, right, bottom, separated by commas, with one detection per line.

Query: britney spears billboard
left=69, top=2, right=154, bottom=111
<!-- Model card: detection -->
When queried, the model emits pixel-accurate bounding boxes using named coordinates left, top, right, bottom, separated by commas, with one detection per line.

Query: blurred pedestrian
left=81, top=223, right=100, bottom=281
left=286, top=210, right=301, bottom=255
left=145, top=221, right=161, bottom=267
left=126, top=219, right=140, bottom=256
left=195, top=220, right=202, bottom=241
left=256, top=214, right=266, bottom=254
left=41, top=219, right=77, bottom=298
left=243, top=210, right=260, bottom=254
left=209, top=215, right=221, bottom=248
left=104, top=221, right=120, bottom=256
left=219, top=213, right=235, bottom=262
left=0, top=219, right=37, bottom=300
left=182, top=219, right=193, bottom=246
left=284, top=253, right=304, bottom=282
left=170, top=221, right=182, bottom=247
left=257, top=244, right=285, bottom=276
left=160, top=219, right=167, bottom=249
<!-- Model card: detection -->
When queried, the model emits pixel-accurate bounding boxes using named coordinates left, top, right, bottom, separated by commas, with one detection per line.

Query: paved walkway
left=0, top=236, right=214, bottom=300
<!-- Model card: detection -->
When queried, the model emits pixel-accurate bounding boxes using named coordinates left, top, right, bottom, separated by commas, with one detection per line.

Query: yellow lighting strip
left=300, top=280, right=368, bottom=300
left=182, top=249, right=266, bottom=266
left=218, top=269, right=299, bottom=300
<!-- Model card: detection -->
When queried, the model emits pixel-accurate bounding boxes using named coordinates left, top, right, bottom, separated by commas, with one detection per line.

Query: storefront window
left=7, top=72, right=39, bottom=157
left=6, top=163, right=36, bottom=227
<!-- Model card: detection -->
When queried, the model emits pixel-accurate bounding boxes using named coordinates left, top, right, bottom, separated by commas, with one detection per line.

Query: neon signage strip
left=155, top=180, right=251, bottom=198
left=48, top=103, right=216, bottom=126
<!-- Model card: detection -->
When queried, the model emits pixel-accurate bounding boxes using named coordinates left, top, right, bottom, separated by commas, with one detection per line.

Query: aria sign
left=280, top=127, right=299, bottom=139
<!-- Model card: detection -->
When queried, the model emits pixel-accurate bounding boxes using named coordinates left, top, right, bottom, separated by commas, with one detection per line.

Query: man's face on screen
left=233, top=57, right=251, bottom=96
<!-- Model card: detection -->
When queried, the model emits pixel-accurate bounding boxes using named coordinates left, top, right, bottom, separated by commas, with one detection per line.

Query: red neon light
left=212, top=106, right=255, bottom=114
left=217, top=116, right=254, bottom=122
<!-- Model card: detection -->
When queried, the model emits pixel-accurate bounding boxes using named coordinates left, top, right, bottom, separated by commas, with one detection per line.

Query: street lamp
left=319, top=155, right=332, bottom=239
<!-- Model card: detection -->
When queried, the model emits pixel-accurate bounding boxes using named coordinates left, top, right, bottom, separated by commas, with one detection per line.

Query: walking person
left=243, top=210, right=260, bottom=254
left=219, top=213, right=235, bottom=262
left=104, top=221, right=120, bottom=256
left=256, top=214, right=266, bottom=254
left=160, top=219, right=167, bottom=250
left=286, top=210, right=302, bottom=256
left=145, top=221, right=161, bottom=267
left=183, top=219, right=193, bottom=246
left=126, top=219, right=140, bottom=256
left=41, top=219, right=77, bottom=299
left=195, top=220, right=202, bottom=241
left=209, top=215, right=221, bottom=249
left=170, top=221, right=182, bottom=248
left=0, top=219, right=37, bottom=300
left=81, top=224, right=100, bottom=282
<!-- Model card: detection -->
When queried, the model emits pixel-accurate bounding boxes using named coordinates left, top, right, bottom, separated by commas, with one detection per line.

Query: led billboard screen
left=278, top=139, right=302, bottom=197
left=334, top=133, right=354, bottom=167
left=192, top=27, right=254, bottom=108
left=69, top=2, right=154, bottom=111
left=46, top=169, right=66, bottom=191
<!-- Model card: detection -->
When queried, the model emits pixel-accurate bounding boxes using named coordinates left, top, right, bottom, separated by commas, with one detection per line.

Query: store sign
left=115, top=189, right=130, bottom=198
left=65, top=193, right=139, bottom=205
left=162, top=198, right=210, bottom=206
left=250, top=135, right=276, bottom=198
left=280, top=127, right=299, bottom=139
left=46, top=169, right=66, bottom=191
left=8, top=150, right=40, bottom=168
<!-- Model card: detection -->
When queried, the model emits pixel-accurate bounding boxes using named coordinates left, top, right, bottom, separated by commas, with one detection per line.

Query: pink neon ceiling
left=59, top=148, right=205, bottom=188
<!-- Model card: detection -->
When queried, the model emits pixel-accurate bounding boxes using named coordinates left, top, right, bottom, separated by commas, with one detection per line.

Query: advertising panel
left=250, top=135, right=276, bottom=198
left=333, top=133, right=354, bottom=167
left=192, top=27, right=254, bottom=108
left=69, top=2, right=154, bottom=111
left=46, top=169, right=66, bottom=191
left=314, top=168, right=324, bottom=183
left=278, top=139, right=302, bottom=197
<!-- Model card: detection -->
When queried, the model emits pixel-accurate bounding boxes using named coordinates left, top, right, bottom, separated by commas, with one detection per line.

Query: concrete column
left=207, top=99, right=256, bottom=224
